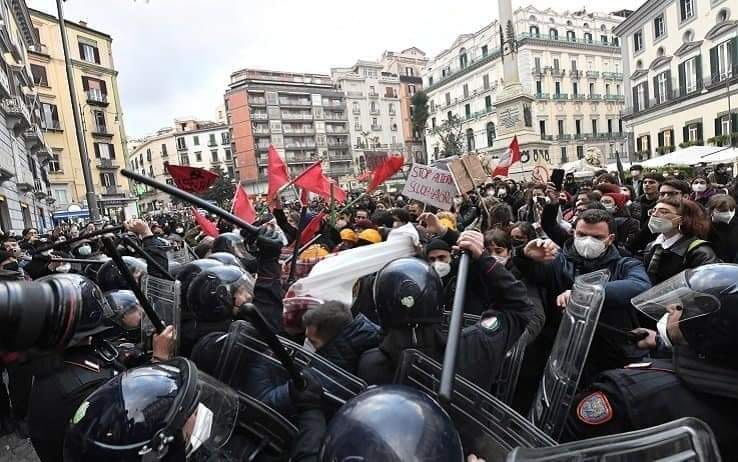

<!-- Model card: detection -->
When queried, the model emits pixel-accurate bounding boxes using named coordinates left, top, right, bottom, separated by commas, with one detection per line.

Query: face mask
left=713, top=210, right=735, bottom=224
left=485, top=189, right=494, bottom=197
left=55, top=262, right=71, bottom=273
left=512, top=239, right=527, bottom=249
left=431, top=261, right=451, bottom=278
left=497, top=188, right=507, bottom=198
left=175, top=227, right=184, bottom=234
left=78, top=245, right=92, bottom=256
left=574, top=236, right=607, bottom=259
left=603, top=205, right=616, bottom=213
left=692, top=184, right=707, bottom=193
left=187, top=403, right=214, bottom=457
left=303, top=338, right=317, bottom=353
left=453, top=198, right=463, bottom=206
left=493, top=255, right=509, bottom=265
left=648, top=216, right=674, bottom=235
left=656, top=312, right=673, bottom=349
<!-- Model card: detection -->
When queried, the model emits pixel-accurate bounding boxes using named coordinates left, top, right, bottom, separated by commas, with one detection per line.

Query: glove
left=255, top=227, right=283, bottom=259
left=289, top=367, right=324, bottom=411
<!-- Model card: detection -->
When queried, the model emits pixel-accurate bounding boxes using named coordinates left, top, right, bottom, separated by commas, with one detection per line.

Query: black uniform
left=28, top=347, right=118, bottom=462
left=643, top=236, right=721, bottom=284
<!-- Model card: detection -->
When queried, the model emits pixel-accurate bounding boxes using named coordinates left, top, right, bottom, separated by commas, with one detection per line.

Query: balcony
left=555, top=134, right=572, bottom=141
left=41, top=119, right=62, bottom=131
left=569, top=70, right=583, bottom=78
left=325, top=128, right=348, bottom=134
left=176, top=143, right=187, bottom=151
left=425, top=47, right=503, bottom=92
left=325, top=113, right=346, bottom=121
left=251, top=113, right=268, bottom=120
left=284, top=143, right=316, bottom=150
left=589, top=94, right=602, bottom=101
left=253, top=126, right=270, bottom=135
left=103, top=185, right=123, bottom=195
left=368, top=91, right=379, bottom=98
left=369, top=108, right=380, bottom=115
left=2, top=96, right=32, bottom=133
left=283, top=129, right=315, bottom=136
left=602, top=72, right=623, bottom=80
left=570, top=93, right=586, bottom=101
left=352, top=107, right=361, bottom=115
left=327, top=141, right=349, bottom=148
left=328, top=153, right=352, bottom=161
left=96, top=158, right=119, bottom=169
left=282, top=112, right=312, bottom=120
left=532, top=67, right=544, bottom=77
left=605, top=94, right=625, bottom=102
left=535, top=93, right=550, bottom=100
left=541, top=135, right=554, bottom=141
left=324, top=101, right=346, bottom=110
left=328, top=167, right=353, bottom=176
left=383, top=93, right=399, bottom=99
left=249, top=97, right=266, bottom=106
left=256, top=144, right=270, bottom=151
left=92, top=125, right=114, bottom=138
left=371, top=124, right=382, bottom=131
left=33, top=178, right=48, bottom=199
left=586, top=71, right=600, bottom=79
left=24, top=124, right=42, bottom=150
left=0, top=66, right=10, bottom=97
left=346, top=91, right=363, bottom=98
left=279, top=98, right=311, bottom=107
left=552, top=93, right=568, bottom=100
left=551, top=69, right=565, bottom=78
left=518, top=33, right=621, bottom=51
left=86, top=91, right=109, bottom=107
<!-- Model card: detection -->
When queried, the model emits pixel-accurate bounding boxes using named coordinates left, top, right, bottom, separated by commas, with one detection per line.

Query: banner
left=401, top=163, right=458, bottom=210
left=165, top=164, right=218, bottom=193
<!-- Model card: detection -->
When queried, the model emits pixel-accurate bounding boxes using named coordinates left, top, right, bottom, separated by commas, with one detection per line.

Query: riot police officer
left=212, top=232, right=257, bottom=273
left=96, top=255, right=147, bottom=292
left=563, top=264, right=738, bottom=460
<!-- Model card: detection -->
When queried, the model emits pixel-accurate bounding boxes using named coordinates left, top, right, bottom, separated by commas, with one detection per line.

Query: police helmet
left=211, top=233, right=256, bottom=273
left=104, top=290, right=142, bottom=332
left=207, top=252, right=243, bottom=269
left=319, top=385, right=463, bottom=461
left=175, top=259, right=223, bottom=313
left=96, top=256, right=147, bottom=292
left=63, top=358, right=239, bottom=461
left=373, top=258, right=444, bottom=329
left=187, top=265, right=256, bottom=322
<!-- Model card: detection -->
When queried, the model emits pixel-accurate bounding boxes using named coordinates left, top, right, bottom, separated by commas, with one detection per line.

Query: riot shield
left=507, top=417, right=721, bottom=461
left=214, top=320, right=367, bottom=412
left=168, top=243, right=194, bottom=264
left=494, top=331, right=529, bottom=406
left=441, top=311, right=481, bottom=335
left=235, top=391, right=298, bottom=460
left=528, top=269, right=610, bottom=441
left=139, top=274, right=182, bottom=352
left=394, top=349, right=555, bottom=460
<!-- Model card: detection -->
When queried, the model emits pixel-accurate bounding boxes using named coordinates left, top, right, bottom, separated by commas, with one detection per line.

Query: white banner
left=401, top=163, right=458, bottom=210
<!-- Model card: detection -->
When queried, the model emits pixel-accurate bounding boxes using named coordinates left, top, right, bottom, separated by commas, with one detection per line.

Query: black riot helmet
left=373, top=258, right=444, bottom=329
left=104, top=290, right=143, bottom=332
left=35, top=273, right=114, bottom=344
left=207, top=252, right=243, bottom=269
left=96, top=256, right=147, bottom=292
left=175, top=259, right=223, bottom=313
left=63, top=358, right=239, bottom=462
left=319, top=385, right=463, bottom=462
left=211, top=233, right=257, bottom=273
left=187, top=265, right=256, bottom=322
left=632, top=263, right=738, bottom=363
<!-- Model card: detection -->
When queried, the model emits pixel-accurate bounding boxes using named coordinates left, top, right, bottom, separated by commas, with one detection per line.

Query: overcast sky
left=28, top=0, right=641, bottom=138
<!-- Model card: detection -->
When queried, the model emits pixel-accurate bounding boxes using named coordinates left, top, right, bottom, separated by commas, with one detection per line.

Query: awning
left=639, top=146, right=731, bottom=168
left=52, top=209, right=90, bottom=220
left=698, top=147, right=738, bottom=164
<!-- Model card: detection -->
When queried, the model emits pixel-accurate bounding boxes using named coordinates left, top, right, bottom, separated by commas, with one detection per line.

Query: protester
left=707, top=194, right=738, bottom=263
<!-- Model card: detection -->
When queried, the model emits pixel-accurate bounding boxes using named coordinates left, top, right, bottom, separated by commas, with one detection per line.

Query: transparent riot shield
left=394, top=349, right=555, bottom=460
left=139, top=274, right=182, bottom=353
left=528, top=269, right=610, bottom=441
left=214, top=320, right=367, bottom=412
left=168, top=243, right=194, bottom=264
left=507, top=417, right=722, bottom=462
left=494, top=331, right=529, bottom=406
left=441, top=311, right=481, bottom=336
left=235, top=391, right=298, bottom=460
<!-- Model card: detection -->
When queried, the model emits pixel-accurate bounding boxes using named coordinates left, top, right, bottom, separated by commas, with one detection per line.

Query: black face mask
left=512, top=239, right=527, bottom=249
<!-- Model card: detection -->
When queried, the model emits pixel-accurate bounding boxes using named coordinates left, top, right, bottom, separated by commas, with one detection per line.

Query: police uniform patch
left=480, top=316, right=499, bottom=332
left=72, top=401, right=89, bottom=425
left=400, top=296, right=415, bottom=308
left=576, top=391, right=613, bottom=425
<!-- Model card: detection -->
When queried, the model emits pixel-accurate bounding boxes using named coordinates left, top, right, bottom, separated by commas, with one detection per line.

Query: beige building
left=128, top=118, right=234, bottom=213
left=615, top=0, right=737, bottom=160
left=28, top=8, right=135, bottom=223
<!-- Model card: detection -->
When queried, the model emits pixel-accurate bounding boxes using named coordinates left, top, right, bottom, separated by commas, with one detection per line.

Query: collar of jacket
left=564, top=240, right=622, bottom=271
left=651, top=235, right=693, bottom=257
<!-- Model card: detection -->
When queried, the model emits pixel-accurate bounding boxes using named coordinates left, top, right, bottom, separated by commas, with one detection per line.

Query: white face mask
left=431, top=261, right=451, bottom=278
left=303, top=338, right=316, bottom=353
left=453, top=198, right=463, bottom=206
left=573, top=236, right=607, bottom=259
left=493, top=255, right=509, bottom=265
left=648, top=216, right=674, bottom=235
left=497, top=188, right=507, bottom=197
left=712, top=210, right=735, bottom=224
left=692, top=184, right=707, bottom=193
left=603, top=204, right=616, bottom=213
left=77, top=245, right=92, bottom=256
left=656, top=312, right=673, bottom=349
left=175, top=227, right=184, bottom=234
left=186, top=403, right=214, bottom=457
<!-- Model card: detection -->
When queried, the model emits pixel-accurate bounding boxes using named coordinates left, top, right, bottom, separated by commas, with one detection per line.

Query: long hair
left=658, top=197, right=710, bottom=239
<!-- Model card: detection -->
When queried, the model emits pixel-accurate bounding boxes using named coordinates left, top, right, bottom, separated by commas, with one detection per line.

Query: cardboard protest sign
left=448, top=154, right=487, bottom=194
left=401, top=163, right=458, bottom=210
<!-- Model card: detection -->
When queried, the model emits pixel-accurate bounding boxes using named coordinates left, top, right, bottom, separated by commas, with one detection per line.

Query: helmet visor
left=193, top=371, right=239, bottom=449
left=631, top=271, right=721, bottom=322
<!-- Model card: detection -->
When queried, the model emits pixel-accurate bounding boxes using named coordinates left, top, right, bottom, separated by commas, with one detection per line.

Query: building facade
left=29, top=8, right=135, bottom=223
left=0, top=0, right=54, bottom=234
left=422, top=6, right=628, bottom=167
left=615, top=0, right=737, bottom=160
left=127, top=118, right=234, bottom=213
left=224, top=69, right=352, bottom=194
left=379, top=48, right=428, bottom=164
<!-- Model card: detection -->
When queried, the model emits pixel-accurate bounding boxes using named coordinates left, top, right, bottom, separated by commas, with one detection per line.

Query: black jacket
left=708, top=217, right=738, bottom=263
left=316, top=314, right=380, bottom=374
left=643, top=235, right=721, bottom=284
left=142, top=235, right=170, bottom=279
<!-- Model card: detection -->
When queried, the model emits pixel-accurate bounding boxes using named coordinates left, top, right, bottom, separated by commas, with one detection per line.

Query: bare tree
left=431, top=114, right=464, bottom=158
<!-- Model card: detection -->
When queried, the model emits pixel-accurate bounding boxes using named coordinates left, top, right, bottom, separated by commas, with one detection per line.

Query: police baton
left=438, top=252, right=470, bottom=404
left=119, top=235, right=175, bottom=281
left=236, top=302, right=307, bottom=390
left=100, top=236, right=166, bottom=334
left=33, top=225, right=125, bottom=254
left=22, top=255, right=108, bottom=265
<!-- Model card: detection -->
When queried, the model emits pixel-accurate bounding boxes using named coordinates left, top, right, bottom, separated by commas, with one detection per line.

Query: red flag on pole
left=492, top=136, right=521, bottom=177
left=267, top=145, right=290, bottom=204
left=231, top=183, right=256, bottom=224
left=293, top=161, right=347, bottom=203
left=166, top=164, right=218, bottom=193
left=299, top=211, right=326, bottom=244
left=191, top=207, right=219, bottom=237
left=368, top=155, right=404, bottom=192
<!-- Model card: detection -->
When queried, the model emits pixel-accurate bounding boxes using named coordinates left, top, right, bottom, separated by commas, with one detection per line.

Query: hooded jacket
left=316, top=314, right=381, bottom=374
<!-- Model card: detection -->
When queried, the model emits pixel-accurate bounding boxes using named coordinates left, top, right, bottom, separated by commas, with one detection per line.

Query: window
left=408, top=84, right=416, bottom=96
left=608, top=119, right=613, bottom=133
left=482, top=45, right=488, bottom=56
left=575, top=119, right=582, bottom=135
left=613, top=37, right=620, bottom=46
left=370, top=101, right=378, bottom=113
left=225, top=149, right=232, bottom=160
left=584, top=32, right=592, bottom=43
left=405, top=66, right=414, bottom=76
left=557, top=119, right=565, bottom=135
left=550, top=29, right=559, bottom=40
left=193, top=135, right=200, bottom=146
left=93, top=110, right=106, bottom=133
left=227, top=166, right=234, bottom=177
left=566, top=30, right=575, bottom=41
left=534, top=57, right=541, bottom=70
left=589, top=82, right=595, bottom=94
left=486, top=122, right=496, bottom=146
left=78, top=41, right=100, bottom=64
left=459, top=48, right=468, bottom=68
left=573, top=82, right=579, bottom=95
left=656, top=72, right=668, bottom=103
left=146, top=148, right=151, bottom=161
left=680, top=0, right=694, bottom=21
left=530, top=25, right=539, bottom=36
left=389, top=103, right=396, bottom=115
left=720, top=116, right=732, bottom=135
left=555, top=81, right=561, bottom=96
left=211, top=150, right=218, bottom=162
left=82, top=77, right=107, bottom=102
left=636, top=82, right=647, bottom=110
left=539, top=120, right=546, bottom=136
left=99, top=172, right=114, bottom=187
left=180, top=153, right=190, bottom=165
left=94, top=142, right=115, bottom=159
left=41, top=103, right=60, bottom=129
left=466, top=128, right=475, bottom=151
left=681, top=56, right=700, bottom=94
left=688, top=125, right=699, bottom=141
left=208, top=133, right=217, bottom=146
left=664, top=130, right=672, bottom=147
left=30, top=64, right=48, bottom=86
left=149, top=165, right=154, bottom=177
left=561, top=147, right=568, bottom=163
left=352, top=102, right=360, bottom=114
left=48, top=152, right=61, bottom=172
left=483, top=74, right=490, bottom=89
left=592, top=119, right=598, bottom=134
left=428, top=76, right=434, bottom=86
left=195, top=151, right=202, bottom=162
left=553, top=58, right=560, bottom=70
left=654, top=15, right=665, bottom=39
left=536, top=80, right=542, bottom=93
left=634, top=31, right=644, bottom=52
left=445, top=92, right=451, bottom=105
left=713, top=39, right=735, bottom=81
left=463, top=84, right=469, bottom=98
left=464, top=104, right=471, bottom=118
left=577, top=145, right=584, bottom=159
left=53, top=188, right=68, bottom=204
left=605, top=83, right=611, bottom=95
left=485, top=95, right=492, bottom=110
left=447, top=111, right=453, bottom=120
left=601, top=35, right=608, bottom=44
left=176, top=137, right=186, bottom=150
left=431, top=117, right=436, bottom=129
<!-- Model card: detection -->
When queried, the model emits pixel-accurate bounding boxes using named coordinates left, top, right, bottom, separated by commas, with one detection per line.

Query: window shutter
left=93, top=47, right=100, bottom=64
left=683, top=125, right=689, bottom=143
left=658, top=131, right=664, bottom=147
left=653, top=76, right=660, bottom=103
left=665, top=70, right=672, bottom=99
left=82, top=77, right=89, bottom=91
left=715, top=117, right=722, bottom=136
left=644, top=82, right=650, bottom=109
left=679, top=0, right=686, bottom=20
left=632, top=86, right=639, bottom=112
left=51, top=105, right=59, bottom=121
left=109, top=144, right=116, bottom=159
left=732, top=113, right=738, bottom=136
left=668, top=129, right=674, bottom=146
left=710, top=46, right=719, bottom=82
left=695, top=55, right=703, bottom=89
left=78, top=42, right=85, bottom=60
left=100, top=80, right=107, bottom=95
left=646, top=135, right=651, bottom=154
left=94, top=143, right=100, bottom=158
left=636, top=137, right=642, bottom=152
left=697, top=122, right=703, bottom=143
left=678, top=62, right=686, bottom=96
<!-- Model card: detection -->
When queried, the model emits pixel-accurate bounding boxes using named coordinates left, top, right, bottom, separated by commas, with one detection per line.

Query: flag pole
left=286, top=199, right=308, bottom=286
left=329, top=182, right=336, bottom=226
left=337, top=193, right=366, bottom=216
left=275, top=159, right=323, bottom=198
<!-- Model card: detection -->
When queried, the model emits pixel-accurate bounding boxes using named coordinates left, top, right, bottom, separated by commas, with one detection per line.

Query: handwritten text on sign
left=401, top=163, right=459, bottom=210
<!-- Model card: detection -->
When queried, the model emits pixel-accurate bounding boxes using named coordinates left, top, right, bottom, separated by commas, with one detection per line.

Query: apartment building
left=29, top=8, right=135, bottom=222
left=127, top=118, right=233, bottom=213
left=225, top=69, right=352, bottom=194
left=423, top=6, right=628, bottom=166
left=615, top=0, right=737, bottom=159
left=0, top=0, right=54, bottom=233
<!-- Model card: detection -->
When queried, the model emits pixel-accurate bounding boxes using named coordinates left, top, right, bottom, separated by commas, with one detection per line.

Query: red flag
left=231, top=183, right=256, bottom=224
left=300, top=188, right=310, bottom=205
left=299, top=211, right=326, bottom=244
left=267, top=145, right=290, bottom=204
left=492, top=136, right=521, bottom=177
left=191, top=207, right=219, bottom=237
left=293, top=161, right=347, bottom=203
left=166, top=164, right=218, bottom=193
left=368, top=155, right=404, bottom=192
left=357, top=170, right=373, bottom=182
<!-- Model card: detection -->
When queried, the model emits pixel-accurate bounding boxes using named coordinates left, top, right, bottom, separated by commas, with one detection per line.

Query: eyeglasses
left=648, top=207, right=679, bottom=217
